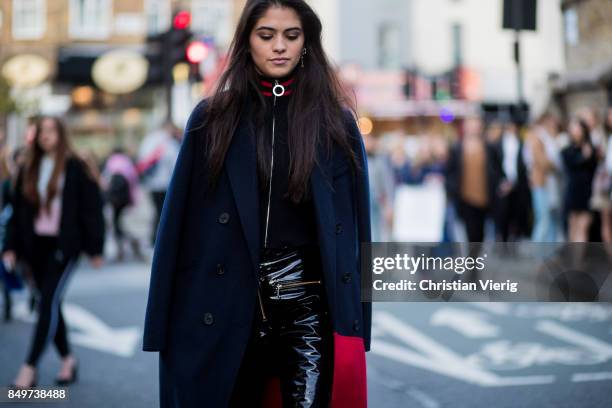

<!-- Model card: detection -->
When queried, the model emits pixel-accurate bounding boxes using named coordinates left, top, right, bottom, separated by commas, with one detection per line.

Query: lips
left=270, top=58, right=289, bottom=64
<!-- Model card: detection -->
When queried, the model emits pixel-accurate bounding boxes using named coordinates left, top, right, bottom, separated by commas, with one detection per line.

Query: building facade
left=0, top=0, right=245, bottom=150
left=335, top=0, right=565, bottom=122
left=552, top=0, right=612, bottom=116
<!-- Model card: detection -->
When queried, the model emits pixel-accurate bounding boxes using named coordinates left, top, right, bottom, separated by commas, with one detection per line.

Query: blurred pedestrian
left=524, top=113, right=563, bottom=242
left=23, top=116, right=39, bottom=147
left=143, top=1, right=371, bottom=406
left=494, top=122, right=532, bottom=242
left=81, top=150, right=102, bottom=186
left=601, top=106, right=612, bottom=243
left=446, top=117, right=504, bottom=244
left=364, top=132, right=394, bottom=241
left=1, top=148, right=37, bottom=315
left=102, top=147, right=143, bottom=262
left=2, top=116, right=105, bottom=389
left=562, top=118, right=598, bottom=242
left=577, top=107, right=607, bottom=241
left=485, top=120, right=503, bottom=145
left=0, top=145, right=14, bottom=322
left=137, top=122, right=181, bottom=246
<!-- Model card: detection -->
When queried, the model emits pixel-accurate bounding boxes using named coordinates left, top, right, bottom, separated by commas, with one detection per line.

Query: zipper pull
left=272, top=79, right=285, bottom=105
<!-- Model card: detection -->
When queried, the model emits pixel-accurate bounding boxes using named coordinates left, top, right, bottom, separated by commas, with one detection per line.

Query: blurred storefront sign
left=92, top=50, right=149, bottom=94
left=56, top=45, right=157, bottom=87
left=1, top=54, right=50, bottom=88
left=349, top=69, right=482, bottom=120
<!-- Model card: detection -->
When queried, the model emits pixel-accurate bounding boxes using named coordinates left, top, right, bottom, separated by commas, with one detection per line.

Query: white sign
left=392, top=183, right=446, bottom=242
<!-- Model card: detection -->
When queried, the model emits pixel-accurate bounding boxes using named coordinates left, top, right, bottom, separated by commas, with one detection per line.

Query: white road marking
left=431, top=307, right=500, bottom=338
left=13, top=301, right=140, bottom=358
left=469, top=302, right=512, bottom=316
left=571, top=372, right=612, bottom=382
left=535, top=320, right=612, bottom=357
left=372, top=311, right=555, bottom=387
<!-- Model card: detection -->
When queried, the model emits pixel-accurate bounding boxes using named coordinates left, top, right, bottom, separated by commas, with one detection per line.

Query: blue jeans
left=531, top=187, right=559, bottom=242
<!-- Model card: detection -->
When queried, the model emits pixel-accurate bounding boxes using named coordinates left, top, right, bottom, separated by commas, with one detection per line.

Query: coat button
left=353, top=319, right=360, bottom=332
left=216, top=264, right=225, bottom=276
left=335, top=223, right=343, bottom=234
left=203, top=312, right=214, bottom=325
left=342, top=272, right=352, bottom=284
left=218, top=212, right=230, bottom=224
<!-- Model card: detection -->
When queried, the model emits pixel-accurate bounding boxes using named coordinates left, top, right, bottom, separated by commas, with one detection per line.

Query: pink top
left=34, top=156, right=64, bottom=236
left=34, top=195, right=63, bottom=236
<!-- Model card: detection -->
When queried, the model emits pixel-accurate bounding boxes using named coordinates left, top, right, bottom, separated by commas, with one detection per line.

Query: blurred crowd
left=3, top=103, right=612, bottom=324
left=365, top=105, right=612, bottom=246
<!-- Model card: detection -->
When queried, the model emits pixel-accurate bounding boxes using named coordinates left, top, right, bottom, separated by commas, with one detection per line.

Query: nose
left=272, top=37, right=286, bottom=54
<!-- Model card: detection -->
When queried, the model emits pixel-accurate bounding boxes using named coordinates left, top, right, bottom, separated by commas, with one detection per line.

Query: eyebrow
left=255, top=26, right=302, bottom=33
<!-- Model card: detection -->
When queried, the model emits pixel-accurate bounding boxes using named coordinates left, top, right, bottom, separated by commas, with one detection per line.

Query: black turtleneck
left=255, top=74, right=318, bottom=250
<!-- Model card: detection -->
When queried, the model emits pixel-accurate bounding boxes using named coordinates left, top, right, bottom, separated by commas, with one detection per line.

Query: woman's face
left=569, top=120, right=584, bottom=145
left=249, top=6, right=305, bottom=78
left=37, top=118, right=60, bottom=154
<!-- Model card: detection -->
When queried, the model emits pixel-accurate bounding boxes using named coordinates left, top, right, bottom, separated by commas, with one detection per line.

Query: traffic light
left=186, top=41, right=209, bottom=64
left=165, top=11, right=193, bottom=70
left=145, top=10, right=193, bottom=84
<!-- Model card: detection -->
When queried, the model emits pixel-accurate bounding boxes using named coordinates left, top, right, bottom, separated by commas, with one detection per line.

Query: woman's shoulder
left=341, top=108, right=357, bottom=129
left=65, top=155, right=97, bottom=180
left=186, top=98, right=211, bottom=129
left=65, top=155, right=86, bottom=170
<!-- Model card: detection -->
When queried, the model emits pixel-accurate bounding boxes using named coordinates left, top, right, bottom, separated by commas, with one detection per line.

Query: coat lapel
left=225, top=110, right=260, bottom=275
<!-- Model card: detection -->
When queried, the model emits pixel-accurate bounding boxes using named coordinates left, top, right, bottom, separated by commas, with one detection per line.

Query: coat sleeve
left=75, top=159, right=106, bottom=257
left=143, top=100, right=208, bottom=352
left=344, top=111, right=373, bottom=352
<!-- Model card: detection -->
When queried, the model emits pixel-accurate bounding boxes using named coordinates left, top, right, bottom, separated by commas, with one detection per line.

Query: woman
left=143, top=1, right=371, bottom=407
left=102, top=147, right=143, bottom=261
left=525, top=113, right=562, bottom=242
left=562, top=118, right=598, bottom=242
left=2, top=116, right=105, bottom=388
left=600, top=106, right=612, bottom=242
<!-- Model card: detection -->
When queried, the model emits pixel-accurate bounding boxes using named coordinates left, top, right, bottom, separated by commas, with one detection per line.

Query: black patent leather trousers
left=229, top=246, right=332, bottom=408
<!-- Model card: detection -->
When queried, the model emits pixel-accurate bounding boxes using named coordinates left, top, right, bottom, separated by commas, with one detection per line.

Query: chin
left=264, top=65, right=296, bottom=78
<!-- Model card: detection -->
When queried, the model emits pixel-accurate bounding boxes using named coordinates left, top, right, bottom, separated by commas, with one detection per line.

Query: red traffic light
left=173, top=11, right=191, bottom=30
left=186, top=41, right=209, bottom=63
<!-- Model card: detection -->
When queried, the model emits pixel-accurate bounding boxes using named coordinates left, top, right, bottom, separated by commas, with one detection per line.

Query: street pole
left=512, top=0, right=526, bottom=125
left=514, top=29, right=524, bottom=105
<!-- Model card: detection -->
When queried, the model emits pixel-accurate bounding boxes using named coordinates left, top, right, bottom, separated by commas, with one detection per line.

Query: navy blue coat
left=143, top=99, right=371, bottom=407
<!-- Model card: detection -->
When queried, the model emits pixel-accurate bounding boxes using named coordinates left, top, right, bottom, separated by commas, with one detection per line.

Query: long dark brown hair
left=202, top=0, right=358, bottom=202
left=23, top=116, right=76, bottom=212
